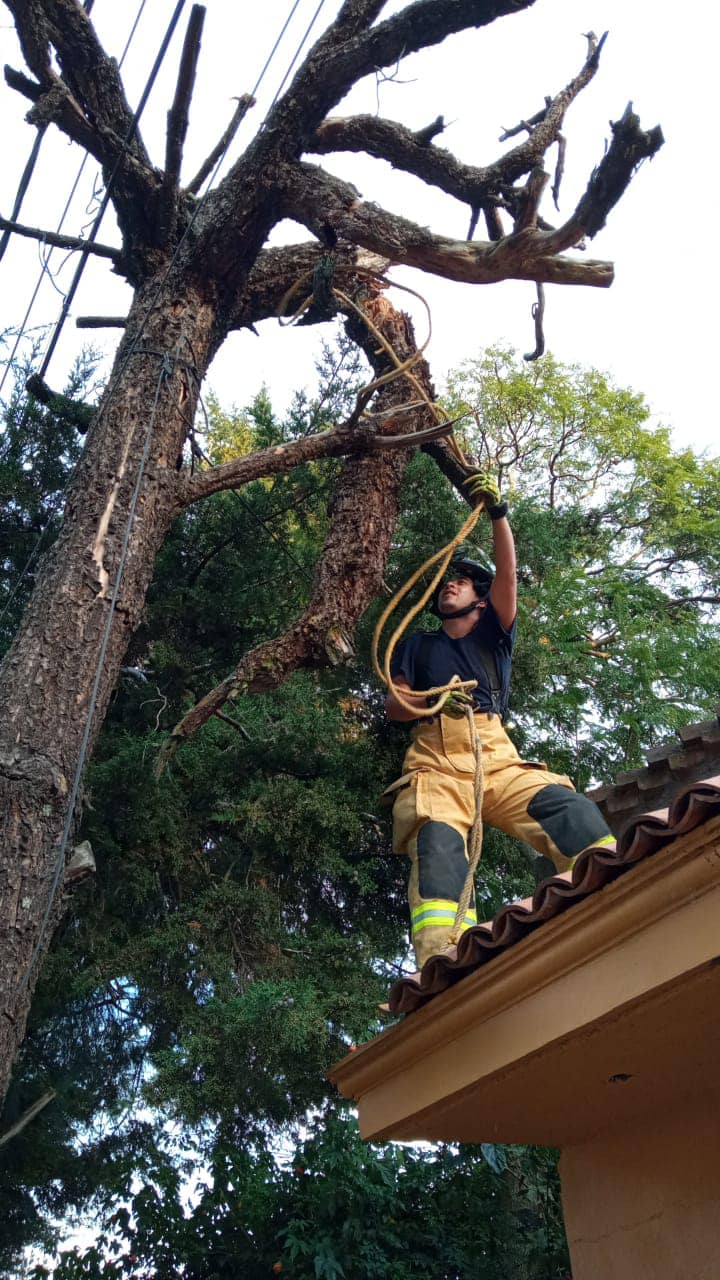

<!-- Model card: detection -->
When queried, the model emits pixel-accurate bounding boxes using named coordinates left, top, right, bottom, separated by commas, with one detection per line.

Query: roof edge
left=330, top=814, right=720, bottom=1101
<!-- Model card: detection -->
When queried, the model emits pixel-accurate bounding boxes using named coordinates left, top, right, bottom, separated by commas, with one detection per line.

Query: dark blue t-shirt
left=390, top=602, right=516, bottom=715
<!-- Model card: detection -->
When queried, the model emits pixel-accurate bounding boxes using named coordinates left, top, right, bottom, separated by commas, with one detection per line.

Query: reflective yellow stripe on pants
left=386, top=711, right=614, bottom=970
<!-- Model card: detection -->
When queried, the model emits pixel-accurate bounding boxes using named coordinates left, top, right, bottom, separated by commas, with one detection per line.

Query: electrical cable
left=37, top=0, right=188, bottom=382
left=0, top=0, right=97, bottom=267
left=0, top=0, right=149, bottom=400
left=262, top=0, right=328, bottom=119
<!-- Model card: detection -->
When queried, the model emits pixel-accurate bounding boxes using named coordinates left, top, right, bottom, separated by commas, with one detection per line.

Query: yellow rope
left=279, top=266, right=480, bottom=715
left=447, top=706, right=484, bottom=944
left=281, top=263, right=488, bottom=950
left=370, top=502, right=482, bottom=715
left=334, top=281, right=488, bottom=940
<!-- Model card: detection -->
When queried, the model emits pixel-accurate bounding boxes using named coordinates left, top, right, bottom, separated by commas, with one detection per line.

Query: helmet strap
left=437, top=599, right=486, bottom=621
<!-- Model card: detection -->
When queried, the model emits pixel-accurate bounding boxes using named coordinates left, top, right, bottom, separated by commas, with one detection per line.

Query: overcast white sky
left=1, top=0, right=718, bottom=453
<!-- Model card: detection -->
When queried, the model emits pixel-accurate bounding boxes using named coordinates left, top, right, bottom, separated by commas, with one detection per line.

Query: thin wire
left=263, top=0, right=328, bottom=114
left=37, top=0, right=187, bottom=382
left=0, top=0, right=96, bottom=267
left=2, top=0, right=326, bottom=625
left=0, top=0, right=150, bottom=401
left=249, top=0, right=305, bottom=99
left=14, top=344, right=179, bottom=999
left=194, top=435, right=314, bottom=587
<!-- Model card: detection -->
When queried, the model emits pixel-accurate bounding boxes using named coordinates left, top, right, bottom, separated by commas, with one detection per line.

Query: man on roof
left=385, top=472, right=616, bottom=972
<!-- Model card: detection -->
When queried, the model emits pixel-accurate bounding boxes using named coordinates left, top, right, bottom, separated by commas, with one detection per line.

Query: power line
left=0, top=0, right=97, bottom=268
left=1, top=0, right=328, bottom=625
left=189, top=395, right=315, bottom=588
left=37, top=0, right=187, bottom=383
left=0, top=0, right=150, bottom=402
left=264, top=0, right=328, bottom=115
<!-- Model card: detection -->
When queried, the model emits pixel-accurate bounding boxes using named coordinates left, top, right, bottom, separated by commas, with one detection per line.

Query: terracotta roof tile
left=588, top=709, right=720, bottom=834
left=387, top=776, right=720, bottom=1016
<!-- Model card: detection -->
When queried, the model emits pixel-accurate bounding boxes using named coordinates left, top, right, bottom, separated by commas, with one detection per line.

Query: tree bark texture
left=0, top=276, right=218, bottom=1101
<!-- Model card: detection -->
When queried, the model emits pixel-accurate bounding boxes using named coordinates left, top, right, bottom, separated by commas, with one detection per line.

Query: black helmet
left=430, top=555, right=494, bottom=619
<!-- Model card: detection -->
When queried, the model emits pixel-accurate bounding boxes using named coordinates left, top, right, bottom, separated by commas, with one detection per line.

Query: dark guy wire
left=262, top=0, right=328, bottom=116
left=190, top=385, right=315, bottom=587
left=0, top=0, right=96, bottom=268
left=0, top=0, right=149, bottom=401
left=37, top=0, right=187, bottom=382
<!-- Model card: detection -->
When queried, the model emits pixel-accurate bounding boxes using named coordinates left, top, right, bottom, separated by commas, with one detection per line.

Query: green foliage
left=0, top=340, right=96, bottom=653
left=33, top=1113, right=567, bottom=1280
left=445, top=347, right=720, bottom=779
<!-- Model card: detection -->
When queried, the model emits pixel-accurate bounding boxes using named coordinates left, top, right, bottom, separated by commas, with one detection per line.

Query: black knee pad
left=527, top=784, right=612, bottom=859
left=417, top=821, right=471, bottom=903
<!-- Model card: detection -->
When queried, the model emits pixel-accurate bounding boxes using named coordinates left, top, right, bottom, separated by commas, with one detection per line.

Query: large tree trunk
left=0, top=275, right=218, bottom=1100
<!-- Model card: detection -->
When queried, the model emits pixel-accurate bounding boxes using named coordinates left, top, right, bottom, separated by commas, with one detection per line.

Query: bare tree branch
left=6, top=0, right=151, bottom=167
left=3, top=0, right=173, bottom=254
left=159, top=3, right=206, bottom=244
left=515, top=165, right=549, bottom=232
left=0, top=1087, right=56, bottom=1149
left=279, top=161, right=615, bottom=287
left=176, top=417, right=451, bottom=509
left=308, top=33, right=606, bottom=212
left=537, top=104, right=664, bottom=253
left=185, top=93, right=255, bottom=195
left=665, top=595, right=720, bottom=611
left=75, top=316, right=128, bottom=329
left=159, top=290, right=439, bottom=765
left=190, top=0, right=536, bottom=279
left=0, top=215, right=120, bottom=262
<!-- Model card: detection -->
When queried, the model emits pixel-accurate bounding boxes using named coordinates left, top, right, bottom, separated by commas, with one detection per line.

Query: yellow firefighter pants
left=387, top=712, right=614, bottom=969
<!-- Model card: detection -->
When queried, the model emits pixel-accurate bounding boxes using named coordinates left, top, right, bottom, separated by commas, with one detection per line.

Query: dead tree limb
left=0, top=215, right=121, bottom=262
left=535, top=105, right=664, bottom=255
left=0, top=1087, right=56, bottom=1149
left=308, top=33, right=605, bottom=215
left=186, top=93, right=256, bottom=195
left=159, top=291, right=440, bottom=765
left=159, top=4, right=206, bottom=244
left=176, top=415, right=452, bottom=508
left=280, top=161, right=615, bottom=287
left=75, top=316, right=128, bottom=329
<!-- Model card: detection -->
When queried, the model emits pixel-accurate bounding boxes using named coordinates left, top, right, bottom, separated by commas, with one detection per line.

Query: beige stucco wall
left=560, top=1088, right=720, bottom=1280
